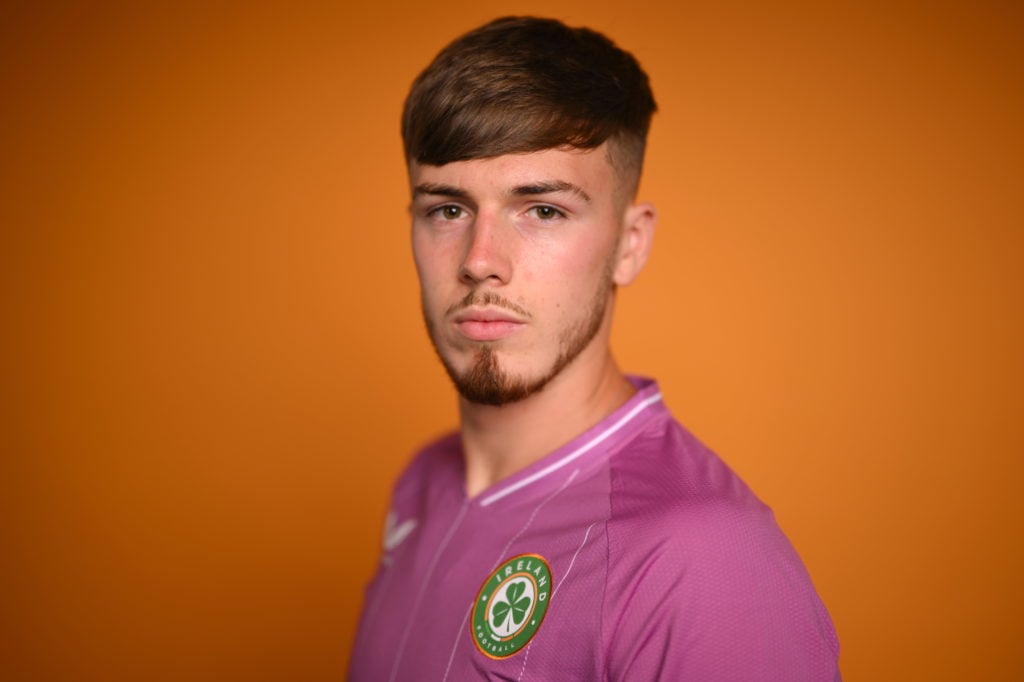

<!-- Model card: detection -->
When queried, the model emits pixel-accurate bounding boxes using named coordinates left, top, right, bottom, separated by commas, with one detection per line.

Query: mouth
left=453, top=307, right=526, bottom=342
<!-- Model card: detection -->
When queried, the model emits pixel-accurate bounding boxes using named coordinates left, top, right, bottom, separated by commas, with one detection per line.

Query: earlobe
left=613, top=202, right=656, bottom=286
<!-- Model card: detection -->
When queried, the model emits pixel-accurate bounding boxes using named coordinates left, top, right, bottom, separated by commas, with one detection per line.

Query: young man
left=350, top=17, right=840, bottom=680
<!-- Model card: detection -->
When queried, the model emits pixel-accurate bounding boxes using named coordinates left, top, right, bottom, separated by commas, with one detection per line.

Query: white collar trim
left=478, top=392, right=663, bottom=507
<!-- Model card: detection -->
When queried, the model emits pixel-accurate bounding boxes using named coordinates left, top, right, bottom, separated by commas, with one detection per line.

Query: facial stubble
left=425, top=262, right=615, bottom=407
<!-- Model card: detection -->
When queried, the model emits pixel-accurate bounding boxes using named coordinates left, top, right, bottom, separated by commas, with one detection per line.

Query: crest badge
left=471, top=554, right=553, bottom=659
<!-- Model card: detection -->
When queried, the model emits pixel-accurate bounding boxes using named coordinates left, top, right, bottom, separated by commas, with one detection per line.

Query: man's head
left=405, top=17, right=657, bottom=406
left=402, top=16, right=657, bottom=202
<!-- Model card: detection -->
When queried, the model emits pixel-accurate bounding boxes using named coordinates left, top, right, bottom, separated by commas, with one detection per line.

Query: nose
left=459, top=211, right=512, bottom=285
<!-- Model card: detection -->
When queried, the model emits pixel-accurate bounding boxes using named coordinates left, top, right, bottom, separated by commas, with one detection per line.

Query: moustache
left=445, top=291, right=531, bottom=318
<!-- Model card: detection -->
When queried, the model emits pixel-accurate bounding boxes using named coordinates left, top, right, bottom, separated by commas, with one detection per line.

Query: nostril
left=458, top=264, right=476, bottom=284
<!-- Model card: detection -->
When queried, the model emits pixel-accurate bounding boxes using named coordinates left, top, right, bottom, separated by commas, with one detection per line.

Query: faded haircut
left=401, top=16, right=657, bottom=198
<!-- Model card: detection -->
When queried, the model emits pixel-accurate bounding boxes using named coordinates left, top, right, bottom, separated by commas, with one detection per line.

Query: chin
left=439, top=346, right=554, bottom=407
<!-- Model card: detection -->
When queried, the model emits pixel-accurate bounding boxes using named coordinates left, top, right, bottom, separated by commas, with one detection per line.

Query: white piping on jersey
left=479, top=391, right=663, bottom=507
left=550, top=520, right=599, bottom=601
left=495, top=468, right=580, bottom=556
left=516, top=520, right=600, bottom=681
left=516, top=637, right=535, bottom=682
left=388, top=500, right=469, bottom=682
left=440, top=470, right=580, bottom=682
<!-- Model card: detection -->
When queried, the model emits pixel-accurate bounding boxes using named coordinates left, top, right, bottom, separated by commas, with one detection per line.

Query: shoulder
left=602, top=414, right=841, bottom=680
left=388, top=430, right=463, bottom=506
left=607, top=414, right=772, bottom=543
left=606, top=415, right=791, bottom=599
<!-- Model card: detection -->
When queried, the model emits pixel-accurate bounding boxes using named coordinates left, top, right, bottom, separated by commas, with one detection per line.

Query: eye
left=429, top=204, right=467, bottom=220
left=529, top=205, right=566, bottom=220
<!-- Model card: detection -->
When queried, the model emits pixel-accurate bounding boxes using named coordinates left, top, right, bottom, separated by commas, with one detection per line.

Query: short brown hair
left=402, top=16, right=657, bottom=196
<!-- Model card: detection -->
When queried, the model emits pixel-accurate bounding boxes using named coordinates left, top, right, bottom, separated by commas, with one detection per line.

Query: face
left=409, top=145, right=648, bottom=406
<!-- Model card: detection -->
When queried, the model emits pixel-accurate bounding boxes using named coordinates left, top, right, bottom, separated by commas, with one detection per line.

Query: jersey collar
left=473, top=377, right=665, bottom=507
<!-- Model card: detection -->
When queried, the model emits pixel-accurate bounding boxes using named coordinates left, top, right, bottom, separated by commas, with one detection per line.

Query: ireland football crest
left=471, top=554, right=552, bottom=658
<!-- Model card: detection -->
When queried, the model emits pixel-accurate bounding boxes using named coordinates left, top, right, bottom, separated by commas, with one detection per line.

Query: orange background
left=2, top=1, right=1021, bottom=680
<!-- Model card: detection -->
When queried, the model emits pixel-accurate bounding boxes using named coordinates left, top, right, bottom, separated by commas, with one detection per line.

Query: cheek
left=524, top=248, right=611, bottom=319
left=410, top=230, right=431, bottom=278
left=413, top=251, right=466, bottom=330
left=544, top=240, right=614, bottom=289
left=412, top=239, right=451, bottom=293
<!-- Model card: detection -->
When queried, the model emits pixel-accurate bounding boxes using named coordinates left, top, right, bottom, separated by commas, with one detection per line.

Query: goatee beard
left=427, top=271, right=613, bottom=407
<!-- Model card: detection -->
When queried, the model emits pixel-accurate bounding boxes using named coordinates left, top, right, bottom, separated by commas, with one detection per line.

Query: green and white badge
left=471, top=553, right=553, bottom=659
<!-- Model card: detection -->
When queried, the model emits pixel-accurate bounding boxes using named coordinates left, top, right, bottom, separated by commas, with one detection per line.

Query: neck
left=458, top=343, right=635, bottom=498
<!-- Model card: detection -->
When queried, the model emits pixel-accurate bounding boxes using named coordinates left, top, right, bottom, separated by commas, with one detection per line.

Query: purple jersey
left=350, top=378, right=840, bottom=680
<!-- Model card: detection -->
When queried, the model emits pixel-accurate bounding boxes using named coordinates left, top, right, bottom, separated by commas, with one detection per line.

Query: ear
left=612, top=202, right=656, bottom=286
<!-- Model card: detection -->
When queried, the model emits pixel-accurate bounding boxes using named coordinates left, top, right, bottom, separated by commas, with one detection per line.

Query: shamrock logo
left=490, top=580, right=532, bottom=635
left=471, top=554, right=552, bottom=659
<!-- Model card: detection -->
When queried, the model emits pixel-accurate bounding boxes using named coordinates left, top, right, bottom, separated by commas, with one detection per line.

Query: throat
left=459, top=361, right=635, bottom=498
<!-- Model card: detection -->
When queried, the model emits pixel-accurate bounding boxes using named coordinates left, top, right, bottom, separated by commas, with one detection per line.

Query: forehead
left=408, top=145, right=619, bottom=202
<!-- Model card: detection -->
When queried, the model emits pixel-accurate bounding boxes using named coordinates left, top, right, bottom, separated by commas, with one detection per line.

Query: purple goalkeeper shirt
left=350, top=378, right=840, bottom=681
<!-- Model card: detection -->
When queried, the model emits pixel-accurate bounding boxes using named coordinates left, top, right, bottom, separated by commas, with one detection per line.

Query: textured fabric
left=349, top=378, right=840, bottom=681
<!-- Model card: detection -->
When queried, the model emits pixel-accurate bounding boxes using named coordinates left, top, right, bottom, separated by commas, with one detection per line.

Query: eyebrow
left=411, top=180, right=591, bottom=203
left=512, top=181, right=591, bottom=203
left=412, top=183, right=468, bottom=199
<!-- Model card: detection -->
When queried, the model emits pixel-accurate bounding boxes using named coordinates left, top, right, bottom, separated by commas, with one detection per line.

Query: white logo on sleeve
left=383, top=511, right=418, bottom=552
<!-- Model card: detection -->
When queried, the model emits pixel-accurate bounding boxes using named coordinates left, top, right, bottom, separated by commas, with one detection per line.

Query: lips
left=453, top=307, right=525, bottom=341
left=457, top=320, right=523, bottom=341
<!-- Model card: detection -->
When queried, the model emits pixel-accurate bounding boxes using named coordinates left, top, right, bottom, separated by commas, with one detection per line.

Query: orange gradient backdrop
left=2, top=1, right=1021, bottom=680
